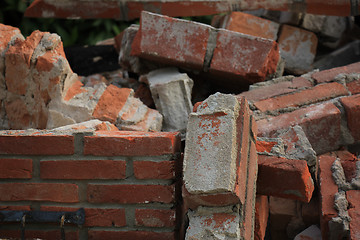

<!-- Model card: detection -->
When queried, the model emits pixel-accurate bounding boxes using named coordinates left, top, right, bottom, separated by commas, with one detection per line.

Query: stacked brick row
left=237, top=61, right=360, bottom=239
left=0, top=130, right=181, bottom=240
left=25, top=0, right=360, bottom=20
left=182, top=93, right=258, bottom=239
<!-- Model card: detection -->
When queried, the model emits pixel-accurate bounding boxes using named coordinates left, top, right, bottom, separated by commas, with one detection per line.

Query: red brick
left=256, top=140, right=277, bottom=153
left=64, top=80, right=86, bottom=101
left=257, top=102, right=341, bottom=154
left=0, top=183, right=78, bottom=203
left=346, top=77, right=360, bottom=95
left=87, top=184, right=174, bottom=204
left=242, top=142, right=259, bottom=240
left=131, top=11, right=210, bottom=70
left=40, top=206, right=126, bottom=227
left=224, top=12, right=279, bottom=40
left=0, top=24, right=22, bottom=50
left=0, top=230, right=78, bottom=240
left=135, top=209, right=176, bottom=227
left=4, top=99, right=31, bottom=129
left=210, top=29, right=279, bottom=84
left=133, top=161, right=175, bottom=180
left=25, top=0, right=122, bottom=19
left=306, top=0, right=351, bottom=16
left=84, top=131, right=180, bottom=156
left=0, top=205, right=31, bottom=211
left=254, top=82, right=348, bottom=112
left=334, top=150, right=358, bottom=182
left=257, top=155, right=314, bottom=202
left=278, top=25, right=317, bottom=74
left=254, top=195, right=269, bottom=240
left=312, top=62, right=360, bottom=84
left=0, top=158, right=32, bottom=179
left=92, top=85, right=132, bottom=123
left=340, top=94, right=360, bottom=141
left=347, top=190, right=360, bottom=240
left=238, top=77, right=312, bottom=102
left=88, top=230, right=174, bottom=240
left=318, top=153, right=339, bottom=240
left=40, top=160, right=126, bottom=180
left=0, top=134, right=74, bottom=155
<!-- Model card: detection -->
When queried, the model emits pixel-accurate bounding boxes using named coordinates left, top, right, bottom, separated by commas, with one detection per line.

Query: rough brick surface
left=340, top=94, right=360, bottom=141
left=0, top=183, right=78, bottom=203
left=223, top=11, right=279, bottom=40
left=257, top=102, right=341, bottom=154
left=87, top=184, right=174, bottom=204
left=40, top=160, right=126, bottom=179
left=132, top=11, right=211, bottom=70
left=278, top=25, right=318, bottom=74
left=312, top=62, right=360, bottom=84
left=135, top=209, right=176, bottom=227
left=347, top=190, right=360, bottom=240
left=318, top=153, right=339, bottom=240
left=257, top=155, right=314, bottom=202
left=0, top=134, right=74, bottom=155
left=210, top=29, right=279, bottom=84
left=0, top=158, right=32, bottom=179
left=88, top=230, right=174, bottom=240
left=84, top=131, right=180, bottom=156
left=133, top=161, right=175, bottom=180
left=254, top=82, right=348, bottom=112
left=254, top=195, right=269, bottom=240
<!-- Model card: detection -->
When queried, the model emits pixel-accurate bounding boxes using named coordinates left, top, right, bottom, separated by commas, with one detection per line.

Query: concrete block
left=302, top=14, right=347, bottom=39
left=278, top=25, right=318, bottom=74
left=142, top=68, right=193, bottom=134
left=185, top=206, right=240, bottom=240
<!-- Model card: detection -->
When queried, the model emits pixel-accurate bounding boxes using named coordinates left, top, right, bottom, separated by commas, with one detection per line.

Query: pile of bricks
left=1, top=4, right=360, bottom=240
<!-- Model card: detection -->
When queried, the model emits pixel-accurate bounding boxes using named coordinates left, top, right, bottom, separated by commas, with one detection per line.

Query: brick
left=135, top=209, right=175, bottom=227
left=340, top=94, right=360, bottom=141
left=223, top=12, right=279, bottom=40
left=306, top=0, right=352, bottom=17
left=333, top=150, right=358, bottom=182
left=0, top=183, right=78, bottom=203
left=311, top=62, right=360, bottom=84
left=92, top=85, right=132, bottom=123
left=346, top=77, right=360, bottom=95
left=88, top=230, right=174, bottom=240
left=254, top=195, right=269, bottom=240
left=318, top=153, right=339, bottom=240
left=0, top=134, right=74, bottom=155
left=0, top=158, right=32, bottom=179
left=40, top=160, right=126, bottom=180
left=257, top=155, right=314, bottom=202
left=84, top=131, right=180, bottom=156
left=133, top=161, right=175, bottom=180
left=87, top=184, right=174, bottom=204
left=347, top=190, right=360, bottom=240
left=0, top=24, right=23, bottom=51
left=40, top=206, right=126, bottom=227
left=301, top=196, right=320, bottom=226
left=278, top=25, right=318, bottom=74
left=254, top=82, right=348, bottom=112
left=257, top=102, right=341, bottom=154
left=131, top=11, right=211, bottom=70
left=0, top=230, right=78, bottom=240
left=210, top=29, right=279, bottom=84
left=183, top=93, right=250, bottom=206
left=256, top=140, right=278, bottom=153
left=0, top=205, right=31, bottom=211
left=238, top=76, right=312, bottom=102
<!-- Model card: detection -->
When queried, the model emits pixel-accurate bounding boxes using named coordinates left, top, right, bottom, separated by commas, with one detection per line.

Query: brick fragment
left=133, top=161, right=175, bottom=180
left=0, top=158, right=32, bottom=179
left=278, top=25, right=318, bottom=74
left=257, top=155, right=314, bottom=202
left=84, top=131, right=180, bottom=156
left=311, top=62, right=360, bottom=84
left=88, top=230, right=174, bottom=240
left=0, top=183, right=78, bottom=203
left=135, top=209, right=175, bottom=227
left=131, top=11, right=211, bottom=70
left=0, top=134, right=74, bottom=155
left=257, top=102, right=341, bottom=154
left=254, top=195, right=269, bottom=240
left=210, top=29, right=279, bottom=84
left=254, top=82, right=348, bottom=112
left=222, top=11, right=280, bottom=40
left=87, top=184, right=174, bottom=204
left=40, top=160, right=126, bottom=180
left=340, top=94, right=360, bottom=141
left=347, top=190, right=360, bottom=240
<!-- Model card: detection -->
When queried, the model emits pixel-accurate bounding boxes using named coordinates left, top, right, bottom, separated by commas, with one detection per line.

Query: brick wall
left=0, top=130, right=181, bottom=240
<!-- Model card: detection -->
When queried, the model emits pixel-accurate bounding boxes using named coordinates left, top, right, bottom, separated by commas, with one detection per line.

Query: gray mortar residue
left=331, top=158, right=352, bottom=191
left=329, top=191, right=351, bottom=240
left=257, top=137, right=285, bottom=157
left=203, top=28, right=219, bottom=72
left=351, top=161, right=360, bottom=189
left=333, top=99, right=355, bottom=146
left=249, top=75, right=294, bottom=90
